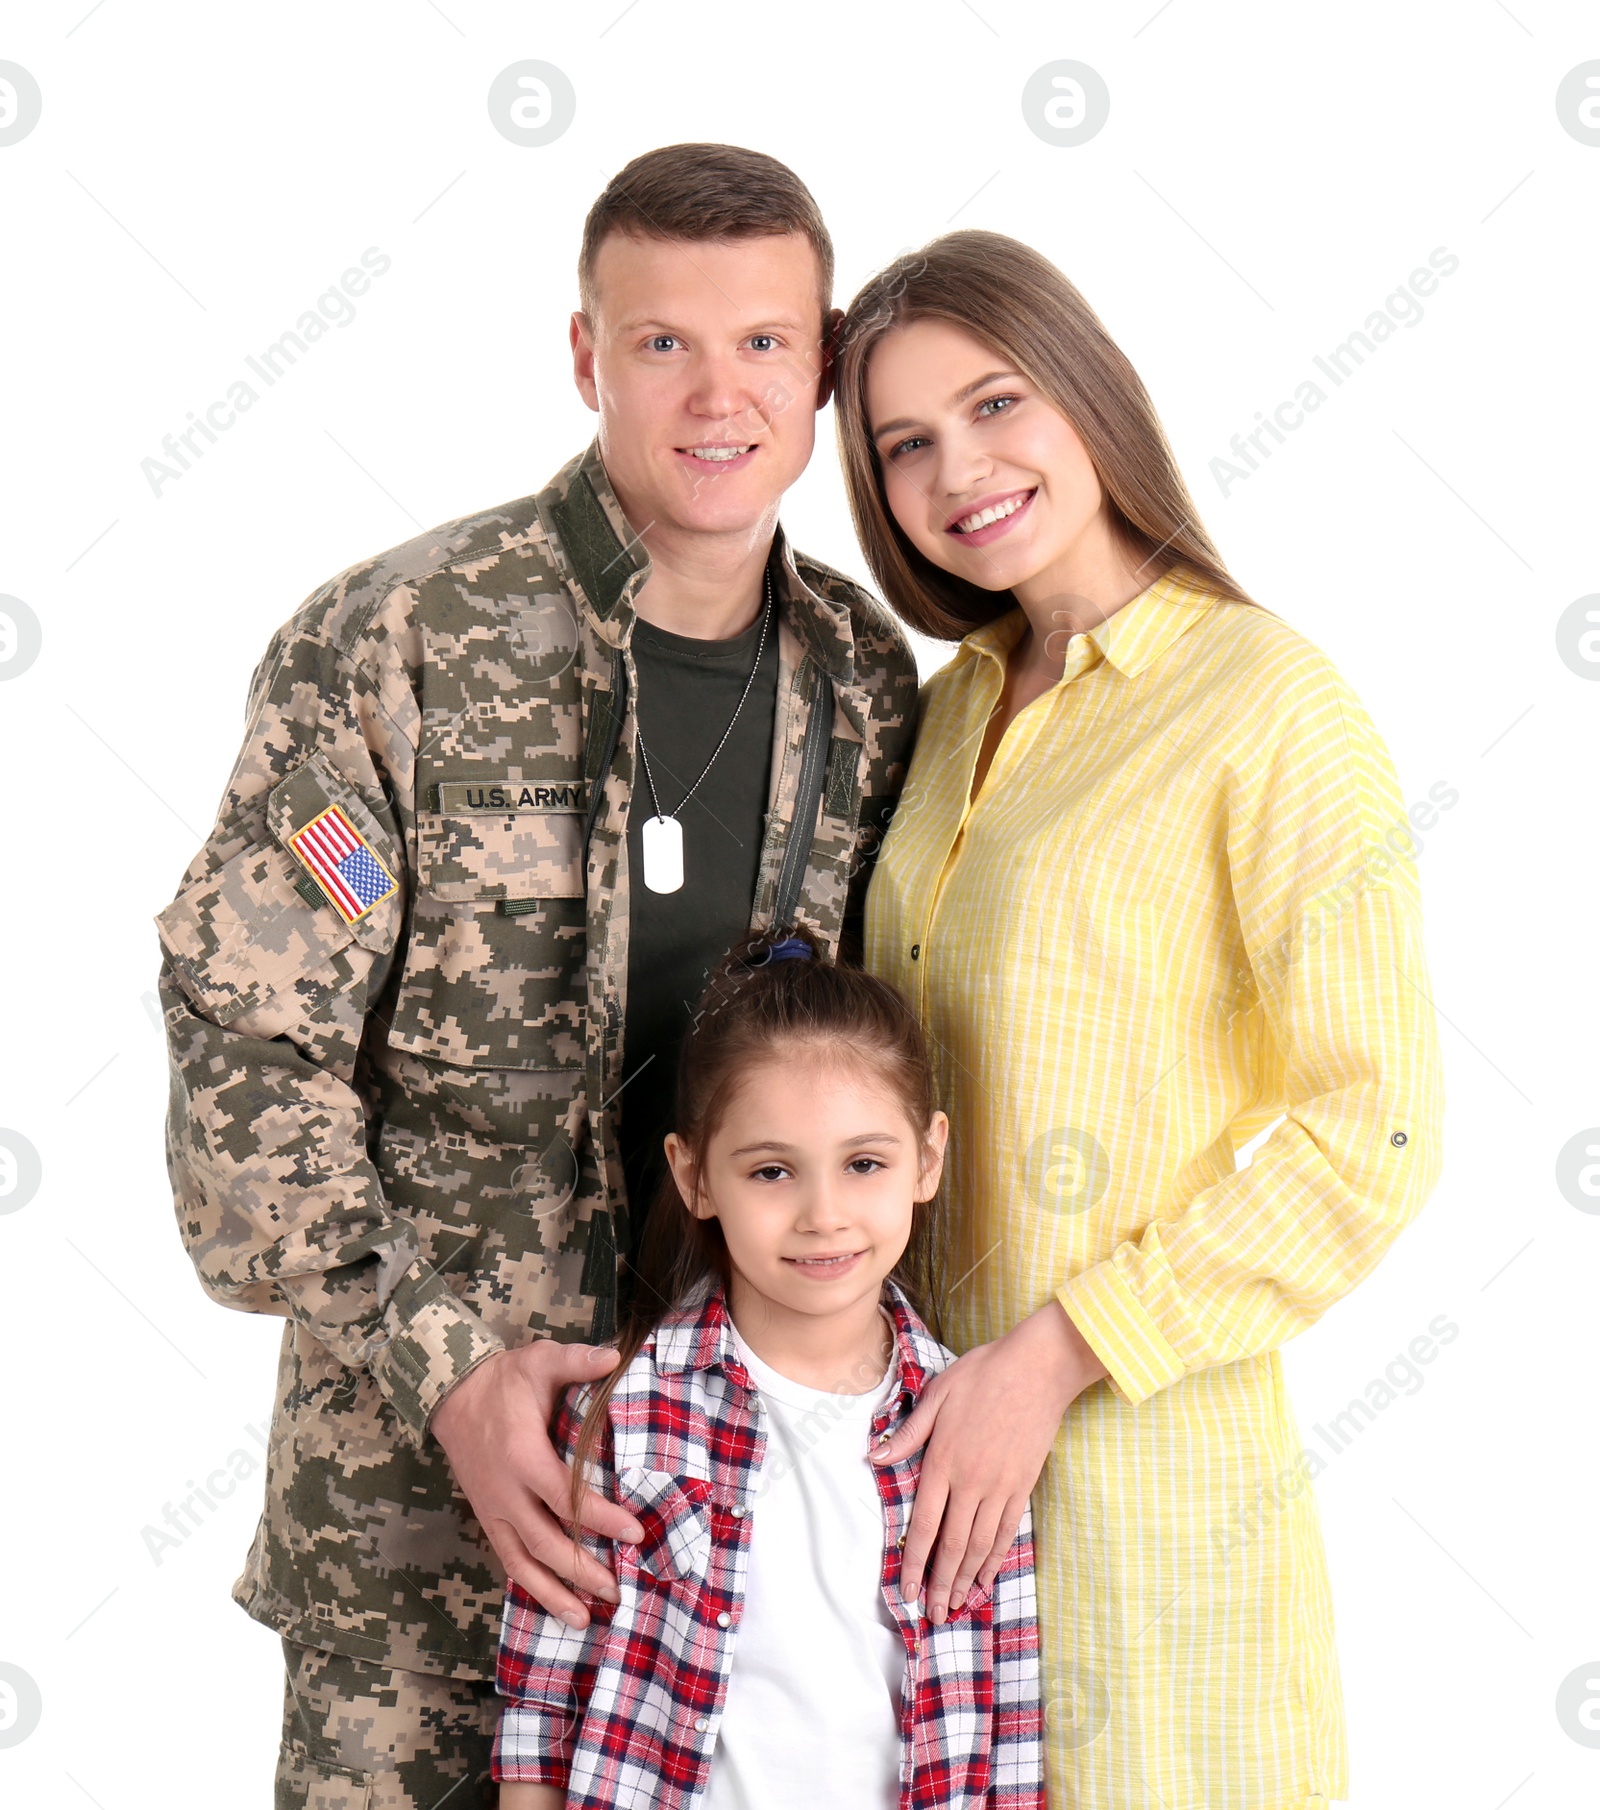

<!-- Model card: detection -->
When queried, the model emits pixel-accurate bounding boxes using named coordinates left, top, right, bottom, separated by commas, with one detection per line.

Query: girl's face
left=666, top=1051, right=947, bottom=1331
left=865, top=317, right=1109, bottom=605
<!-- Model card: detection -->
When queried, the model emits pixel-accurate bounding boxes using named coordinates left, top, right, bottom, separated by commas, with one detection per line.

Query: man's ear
left=816, top=307, right=845, bottom=411
left=571, top=311, right=600, bottom=413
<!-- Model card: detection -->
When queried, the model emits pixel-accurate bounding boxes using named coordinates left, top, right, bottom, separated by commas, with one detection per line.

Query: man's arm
left=159, top=611, right=505, bottom=1437
left=160, top=602, right=640, bottom=1611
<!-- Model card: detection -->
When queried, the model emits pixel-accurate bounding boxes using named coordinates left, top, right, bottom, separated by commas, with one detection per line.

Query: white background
left=1, top=2, right=1596, bottom=1805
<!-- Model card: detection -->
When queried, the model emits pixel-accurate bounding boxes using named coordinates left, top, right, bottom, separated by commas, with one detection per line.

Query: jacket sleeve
left=1055, top=653, right=1446, bottom=1405
left=841, top=612, right=921, bottom=964
left=494, top=1383, right=613, bottom=1785
left=989, top=1503, right=1045, bottom=1808
left=157, top=609, right=503, bottom=1446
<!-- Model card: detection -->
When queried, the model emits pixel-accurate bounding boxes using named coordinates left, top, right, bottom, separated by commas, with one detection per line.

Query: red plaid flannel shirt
left=494, top=1278, right=1044, bottom=1808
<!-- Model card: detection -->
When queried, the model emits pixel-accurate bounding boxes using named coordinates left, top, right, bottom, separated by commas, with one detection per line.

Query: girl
left=493, top=931, right=1045, bottom=1810
left=833, top=231, right=1445, bottom=1809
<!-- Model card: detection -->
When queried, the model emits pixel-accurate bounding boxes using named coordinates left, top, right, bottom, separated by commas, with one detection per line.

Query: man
left=157, top=143, right=918, bottom=1807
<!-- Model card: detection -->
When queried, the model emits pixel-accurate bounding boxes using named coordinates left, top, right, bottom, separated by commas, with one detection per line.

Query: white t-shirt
left=702, top=1316, right=906, bottom=1810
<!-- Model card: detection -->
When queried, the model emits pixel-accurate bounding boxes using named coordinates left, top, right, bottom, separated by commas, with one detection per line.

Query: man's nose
left=685, top=352, right=760, bottom=429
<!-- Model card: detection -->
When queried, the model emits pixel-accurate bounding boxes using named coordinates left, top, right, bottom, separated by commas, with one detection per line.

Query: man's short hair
left=579, top=142, right=834, bottom=320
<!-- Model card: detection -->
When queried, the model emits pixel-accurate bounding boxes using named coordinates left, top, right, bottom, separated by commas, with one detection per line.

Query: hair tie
left=767, top=936, right=813, bottom=963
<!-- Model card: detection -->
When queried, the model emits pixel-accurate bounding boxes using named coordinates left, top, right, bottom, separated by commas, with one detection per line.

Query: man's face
left=572, top=231, right=830, bottom=544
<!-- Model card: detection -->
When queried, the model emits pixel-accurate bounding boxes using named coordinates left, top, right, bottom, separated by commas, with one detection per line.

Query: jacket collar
left=958, top=563, right=1219, bottom=682
left=537, top=441, right=858, bottom=688
left=652, top=1274, right=938, bottom=1413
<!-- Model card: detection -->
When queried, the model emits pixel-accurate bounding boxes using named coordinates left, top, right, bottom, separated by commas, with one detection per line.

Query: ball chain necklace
left=635, top=567, right=775, bottom=895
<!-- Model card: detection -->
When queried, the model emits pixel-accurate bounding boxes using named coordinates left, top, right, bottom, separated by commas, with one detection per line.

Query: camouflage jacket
left=157, top=442, right=919, bottom=1678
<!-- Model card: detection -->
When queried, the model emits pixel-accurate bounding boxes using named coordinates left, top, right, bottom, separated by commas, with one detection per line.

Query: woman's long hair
left=833, top=229, right=1256, bottom=641
left=563, top=929, right=945, bottom=1560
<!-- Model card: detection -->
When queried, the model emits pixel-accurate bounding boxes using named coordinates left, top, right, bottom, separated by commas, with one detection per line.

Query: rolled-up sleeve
left=1056, top=656, right=1445, bottom=1405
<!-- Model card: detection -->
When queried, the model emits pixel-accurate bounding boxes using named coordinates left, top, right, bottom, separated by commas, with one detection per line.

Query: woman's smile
left=945, top=486, right=1037, bottom=546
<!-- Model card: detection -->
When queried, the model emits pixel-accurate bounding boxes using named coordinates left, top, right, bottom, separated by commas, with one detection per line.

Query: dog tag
left=641, top=814, right=684, bottom=894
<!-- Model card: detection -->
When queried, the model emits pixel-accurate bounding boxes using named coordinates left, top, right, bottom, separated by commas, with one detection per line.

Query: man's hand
left=870, top=1299, right=1108, bottom=1624
left=431, top=1340, right=644, bottom=1630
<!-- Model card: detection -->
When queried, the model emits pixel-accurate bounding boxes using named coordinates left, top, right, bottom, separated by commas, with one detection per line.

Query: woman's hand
left=872, top=1299, right=1108, bottom=1623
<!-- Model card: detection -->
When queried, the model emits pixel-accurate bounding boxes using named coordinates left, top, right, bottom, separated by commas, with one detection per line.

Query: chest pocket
left=385, top=793, right=586, bottom=1071
left=614, top=1468, right=713, bottom=1585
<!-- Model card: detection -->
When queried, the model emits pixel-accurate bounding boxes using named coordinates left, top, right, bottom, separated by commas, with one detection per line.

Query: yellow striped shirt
left=865, top=568, right=1444, bottom=1809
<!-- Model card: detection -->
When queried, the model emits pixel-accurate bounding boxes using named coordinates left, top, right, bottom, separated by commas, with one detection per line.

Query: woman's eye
left=887, top=435, right=930, bottom=459
left=976, top=394, right=1017, bottom=417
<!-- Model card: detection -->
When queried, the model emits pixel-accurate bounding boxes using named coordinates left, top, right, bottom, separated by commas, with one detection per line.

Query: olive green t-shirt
left=619, top=600, right=780, bottom=1263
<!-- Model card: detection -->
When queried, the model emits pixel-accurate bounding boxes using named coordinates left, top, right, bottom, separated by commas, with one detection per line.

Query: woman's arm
left=878, top=648, right=1444, bottom=1622
left=498, top=1786, right=566, bottom=1809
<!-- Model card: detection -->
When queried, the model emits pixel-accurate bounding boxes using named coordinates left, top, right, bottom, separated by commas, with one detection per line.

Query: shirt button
left=1390, top=1130, right=1408, bottom=1147
left=910, top=943, right=920, bottom=960
left=730, top=1503, right=746, bottom=1518
left=716, top=1611, right=732, bottom=1628
left=694, top=1716, right=710, bottom=1733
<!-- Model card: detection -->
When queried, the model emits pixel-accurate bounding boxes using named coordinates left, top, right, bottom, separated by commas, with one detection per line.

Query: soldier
left=157, top=142, right=919, bottom=1808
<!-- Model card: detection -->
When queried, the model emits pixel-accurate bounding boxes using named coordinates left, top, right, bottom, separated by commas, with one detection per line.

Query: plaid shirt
left=495, top=1278, right=1045, bottom=1808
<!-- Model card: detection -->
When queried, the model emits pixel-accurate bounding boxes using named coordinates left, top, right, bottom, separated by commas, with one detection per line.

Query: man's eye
left=749, top=334, right=777, bottom=352
left=649, top=335, right=679, bottom=353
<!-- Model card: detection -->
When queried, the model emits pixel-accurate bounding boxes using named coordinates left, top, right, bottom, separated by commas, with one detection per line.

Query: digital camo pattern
left=158, top=440, right=919, bottom=1678
left=276, top=1637, right=498, bottom=1809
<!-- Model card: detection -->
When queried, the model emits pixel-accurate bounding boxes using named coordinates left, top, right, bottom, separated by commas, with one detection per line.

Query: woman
left=836, top=231, right=1444, bottom=1809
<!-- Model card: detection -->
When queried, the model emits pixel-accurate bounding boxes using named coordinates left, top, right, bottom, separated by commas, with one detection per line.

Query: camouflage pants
left=277, top=1639, right=500, bottom=1809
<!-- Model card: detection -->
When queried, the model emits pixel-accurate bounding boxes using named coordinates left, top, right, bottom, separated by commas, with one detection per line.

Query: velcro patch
left=285, top=805, right=398, bottom=924
left=432, top=780, right=588, bottom=814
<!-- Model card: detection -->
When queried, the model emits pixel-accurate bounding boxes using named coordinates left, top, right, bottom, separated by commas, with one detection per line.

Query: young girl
left=493, top=931, right=1044, bottom=1809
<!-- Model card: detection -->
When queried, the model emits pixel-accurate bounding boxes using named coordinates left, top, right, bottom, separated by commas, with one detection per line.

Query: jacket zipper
left=771, top=663, right=835, bottom=931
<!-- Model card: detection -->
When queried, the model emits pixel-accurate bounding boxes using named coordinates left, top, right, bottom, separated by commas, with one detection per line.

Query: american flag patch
left=286, top=805, right=398, bottom=924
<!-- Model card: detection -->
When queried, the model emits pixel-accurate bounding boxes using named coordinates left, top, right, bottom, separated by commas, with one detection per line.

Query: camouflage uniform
left=276, top=1638, right=499, bottom=1808
left=157, top=443, right=918, bottom=1716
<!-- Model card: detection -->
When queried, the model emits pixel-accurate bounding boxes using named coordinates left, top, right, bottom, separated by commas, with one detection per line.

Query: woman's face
left=865, top=317, right=1109, bottom=603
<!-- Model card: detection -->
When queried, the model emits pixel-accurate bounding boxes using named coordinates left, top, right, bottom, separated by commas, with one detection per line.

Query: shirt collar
left=652, top=1274, right=938, bottom=1412
left=957, top=563, right=1218, bottom=682
left=536, top=440, right=858, bottom=687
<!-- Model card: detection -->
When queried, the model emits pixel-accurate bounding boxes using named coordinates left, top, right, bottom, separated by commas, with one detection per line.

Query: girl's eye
left=886, top=435, right=930, bottom=460
left=846, top=1157, right=885, bottom=1175
left=648, top=334, right=680, bottom=353
left=976, top=394, right=1018, bottom=418
left=751, top=1163, right=789, bottom=1183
